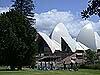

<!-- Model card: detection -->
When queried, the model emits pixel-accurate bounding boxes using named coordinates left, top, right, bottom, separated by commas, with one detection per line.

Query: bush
left=79, top=64, right=100, bottom=70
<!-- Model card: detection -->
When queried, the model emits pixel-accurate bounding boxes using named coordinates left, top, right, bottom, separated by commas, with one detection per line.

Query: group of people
left=36, top=57, right=78, bottom=71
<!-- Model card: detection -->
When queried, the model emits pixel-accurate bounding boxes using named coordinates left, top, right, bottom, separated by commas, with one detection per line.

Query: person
left=69, top=58, right=76, bottom=71
left=63, top=61, right=66, bottom=70
left=50, top=62, right=53, bottom=70
left=70, top=57, right=79, bottom=71
left=74, top=62, right=78, bottom=71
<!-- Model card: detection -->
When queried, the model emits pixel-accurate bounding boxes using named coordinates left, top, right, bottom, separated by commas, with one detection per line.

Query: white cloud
left=35, top=9, right=100, bottom=38
left=0, top=7, right=99, bottom=38
left=0, top=7, right=10, bottom=13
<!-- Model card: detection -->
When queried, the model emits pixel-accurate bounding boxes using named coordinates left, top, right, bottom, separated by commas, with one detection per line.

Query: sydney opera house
left=36, top=23, right=100, bottom=68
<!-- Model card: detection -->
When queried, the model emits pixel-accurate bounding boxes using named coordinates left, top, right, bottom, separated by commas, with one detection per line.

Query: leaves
left=12, top=0, right=35, bottom=24
left=0, top=10, right=37, bottom=67
left=81, top=0, right=100, bottom=19
left=85, top=49, right=97, bottom=64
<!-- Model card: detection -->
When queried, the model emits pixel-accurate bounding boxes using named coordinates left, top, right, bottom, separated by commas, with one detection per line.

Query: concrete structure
left=38, top=32, right=61, bottom=53
left=36, top=23, right=100, bottom=69
left=77, top=23, right=100, bottom=51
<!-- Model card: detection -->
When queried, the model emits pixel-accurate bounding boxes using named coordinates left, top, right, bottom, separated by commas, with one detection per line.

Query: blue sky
left=35, top=0, right=87, bottom=14
left=0, top=0, right=100, bottom=37
left=0, top=0, right=88, bottom=14
left=0, top=0, right=99, bottom=21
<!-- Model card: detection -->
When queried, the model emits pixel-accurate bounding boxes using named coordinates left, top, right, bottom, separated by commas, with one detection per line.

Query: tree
left=0, top=10, right=37, bottom=70
left=12, top=0, right=35, bottom=25
left=81, top=0, right=100, bottom=19
left=85, top=49, right=97, bottom=64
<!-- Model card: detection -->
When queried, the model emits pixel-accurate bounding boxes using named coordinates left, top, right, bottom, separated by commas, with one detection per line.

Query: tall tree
left=12, top=0, right=35, bottom=25
left=81, top=0, right=100, bottom=19
left=0, top=10, right=37, bottom=70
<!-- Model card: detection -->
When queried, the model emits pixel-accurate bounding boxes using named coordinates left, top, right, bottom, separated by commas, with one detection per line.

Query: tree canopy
left=0, top=0, right=37, bottom=70
left=81, top=0, right=100, bottom=19
left=0, top=10, right=37, bottom=70
left=12, top=0, right=35, bottom=25
left=12, top=0, right=34, bottom=16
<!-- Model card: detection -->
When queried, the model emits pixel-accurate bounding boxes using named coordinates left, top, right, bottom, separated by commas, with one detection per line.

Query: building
left=76, top=23, right=100, bottom=51
left=36, top=23, right=100, bottom=69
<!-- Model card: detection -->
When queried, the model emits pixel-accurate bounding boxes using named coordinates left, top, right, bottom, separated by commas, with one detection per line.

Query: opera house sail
left=36, top=22, right=100, bottom=67
left=37, top=32, right=61, bottom=55
left=51, top=23, right=76, bottom=52
left=77, top=23, right=100, bottom=51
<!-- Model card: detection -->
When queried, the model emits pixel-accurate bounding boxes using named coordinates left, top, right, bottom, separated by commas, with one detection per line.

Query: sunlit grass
left=0, top=69, right=100, bottom=75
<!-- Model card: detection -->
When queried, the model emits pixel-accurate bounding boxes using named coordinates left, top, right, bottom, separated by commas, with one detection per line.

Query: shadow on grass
left=0, top=69, right=19, bottom=71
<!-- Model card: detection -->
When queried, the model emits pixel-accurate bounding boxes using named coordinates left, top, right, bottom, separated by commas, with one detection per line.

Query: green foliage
left=12, top=0, right=34, bottom=16
left=12, top=0, right=35, bottom=24
left=0, top=10, right=37, bottom=69
left=80, top=64, right=100, bottom=70
left=81, top=0, right=100, bottom=19
left=85, top=49, right=97, bottom=64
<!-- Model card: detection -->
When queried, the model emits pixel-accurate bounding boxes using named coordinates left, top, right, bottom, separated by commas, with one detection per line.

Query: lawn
left=0, top=69, right=100, bottom=75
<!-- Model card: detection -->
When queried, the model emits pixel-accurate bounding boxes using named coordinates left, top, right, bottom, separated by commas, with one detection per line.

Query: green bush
left=79, top=64, right=100, bottom=70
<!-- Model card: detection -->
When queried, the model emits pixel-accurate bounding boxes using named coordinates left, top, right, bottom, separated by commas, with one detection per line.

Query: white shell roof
left=94, top=32, right=100, bottom=49
left=76, top=42, right=89, bottom=50
left=62, top=37, right=76, bottom=52
left=76, top=23, right=97, bottom=50
left=51, top=23, right=68, bottom=44
left=38, top=32, right=61, bottom=53
left=37, top=22, right=100, bottom=53
left=51, top=23, right=76, bottom=52
left=51, top=23, right=88, bottom=52
left=52, top=40, right=61, bottom=50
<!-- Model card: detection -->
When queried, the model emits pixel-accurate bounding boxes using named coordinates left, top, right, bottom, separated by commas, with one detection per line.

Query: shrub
left=79, top=64, right=100, bottom=70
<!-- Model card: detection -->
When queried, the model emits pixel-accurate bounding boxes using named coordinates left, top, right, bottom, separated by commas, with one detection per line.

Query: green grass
left=0, top=69, right=100, bottom=75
